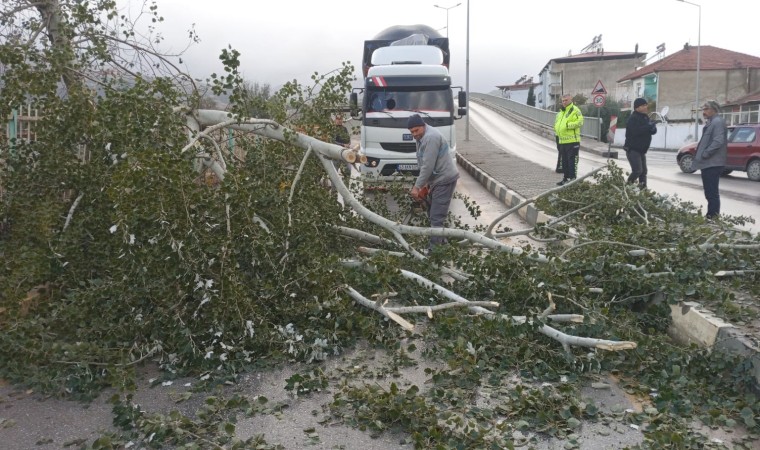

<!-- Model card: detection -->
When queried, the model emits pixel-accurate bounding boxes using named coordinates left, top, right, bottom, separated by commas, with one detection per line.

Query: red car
left=677, top=123, right=760, bottom=181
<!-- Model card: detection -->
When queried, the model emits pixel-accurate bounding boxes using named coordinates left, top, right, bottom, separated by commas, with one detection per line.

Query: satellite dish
left=661, top=106, right=669, bottom=116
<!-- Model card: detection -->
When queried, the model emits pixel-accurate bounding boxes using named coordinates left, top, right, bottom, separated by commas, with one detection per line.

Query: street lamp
left=677, top=0, right=701, bottom=142
left=465, top=0, right=470, bottom=141
left=433, top=3, right=461, bottom=38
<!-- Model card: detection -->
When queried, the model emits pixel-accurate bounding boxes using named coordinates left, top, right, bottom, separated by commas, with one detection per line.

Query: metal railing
left=471, top=93, right=601, bottom=141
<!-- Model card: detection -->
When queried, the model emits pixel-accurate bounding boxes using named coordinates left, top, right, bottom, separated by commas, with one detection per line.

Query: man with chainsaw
left=407, top=114, right=459, bottom=250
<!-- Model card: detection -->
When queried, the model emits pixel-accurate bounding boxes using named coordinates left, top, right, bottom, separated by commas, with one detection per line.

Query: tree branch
left=62, top=192, right=83, bottom=232
left=561, top=240, right=653, bottom=259
left=344, top=286, right=416, bottom=332
left=335, top=226, right=397, bottom=247
left=485, top=166, right=606, bottom=237
left=343, top=260, right=636, bottom=351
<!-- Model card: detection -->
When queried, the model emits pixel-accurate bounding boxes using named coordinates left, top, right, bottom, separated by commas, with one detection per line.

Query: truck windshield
left=366, top=88, right=452, bottom=113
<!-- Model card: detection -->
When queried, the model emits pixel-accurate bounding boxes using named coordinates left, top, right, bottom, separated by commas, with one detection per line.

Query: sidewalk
left=453, top=113, right=760, bottom=388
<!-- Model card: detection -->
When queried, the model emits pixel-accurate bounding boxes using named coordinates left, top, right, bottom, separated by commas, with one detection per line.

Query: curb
left=457, top=146, right=759, bottom=387
left=455, top=154, right=551, bottom=226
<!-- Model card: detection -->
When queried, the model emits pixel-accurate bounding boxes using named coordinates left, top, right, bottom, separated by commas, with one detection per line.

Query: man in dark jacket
left=624, top=98, right=657, bottom=188
left=692, top=100, right=728, bottom=219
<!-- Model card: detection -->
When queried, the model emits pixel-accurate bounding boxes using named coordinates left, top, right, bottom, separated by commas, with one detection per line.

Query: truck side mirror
left=349, top=92, right=359, bottom=117
left=458, top=91, right=467, bottom=108
left=458, top=107, right=467, bottom=116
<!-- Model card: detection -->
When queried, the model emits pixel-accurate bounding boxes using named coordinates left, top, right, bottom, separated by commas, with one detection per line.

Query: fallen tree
left=175, top=107, right=632, bottom=352
left=1, top=2, right=759, bottom=447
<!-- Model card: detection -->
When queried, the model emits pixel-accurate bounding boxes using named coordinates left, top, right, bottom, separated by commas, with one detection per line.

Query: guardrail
left=471, top=93, right=601, bottom=141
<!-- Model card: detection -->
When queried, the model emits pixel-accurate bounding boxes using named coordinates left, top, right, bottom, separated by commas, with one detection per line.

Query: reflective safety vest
left=554, top=103, right=584, bottom=144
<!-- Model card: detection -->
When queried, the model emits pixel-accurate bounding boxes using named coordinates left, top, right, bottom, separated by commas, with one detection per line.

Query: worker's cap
left=407, top=114, right=425, bottom=129
left=633, top=98, right=647, bottom=109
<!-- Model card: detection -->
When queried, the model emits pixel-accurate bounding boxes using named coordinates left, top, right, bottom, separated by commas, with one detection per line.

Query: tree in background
left=572, top=93, right=588, bottom=106
left=527, top=85, right=536, bottom=107
left=240, top=80, right=273, bottom=118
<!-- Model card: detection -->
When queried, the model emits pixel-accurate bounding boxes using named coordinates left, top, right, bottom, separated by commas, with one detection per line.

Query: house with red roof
left=617, top=44, right=760, bottom=125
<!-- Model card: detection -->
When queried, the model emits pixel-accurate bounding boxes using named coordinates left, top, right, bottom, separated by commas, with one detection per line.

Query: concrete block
left=668, top=301, right=733, bottom=348
left=668, top=302, right=760, bottom=388
left=715, top=326, right=760, bottom=387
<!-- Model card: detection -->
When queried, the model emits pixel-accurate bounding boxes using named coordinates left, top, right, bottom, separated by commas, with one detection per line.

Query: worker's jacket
left=554, top=103, right=584, bottom=144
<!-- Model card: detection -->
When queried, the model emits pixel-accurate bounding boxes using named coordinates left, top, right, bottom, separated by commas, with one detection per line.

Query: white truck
left=350, top=25, right=467, bottom=182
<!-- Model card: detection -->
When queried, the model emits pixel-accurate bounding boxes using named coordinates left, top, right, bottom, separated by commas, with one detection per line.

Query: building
left=538, top=50, right=646, bottom=110
left=616, top=45, right=760, bottom=123
left=721, top=91, right=760, bottom=125
left=496, top=76, right=540, bottom=105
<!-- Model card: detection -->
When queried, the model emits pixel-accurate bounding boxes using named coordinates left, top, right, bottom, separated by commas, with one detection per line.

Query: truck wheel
left=678, top=154, right=696, bottom=173
left=746, top=159, right=760, bottom=181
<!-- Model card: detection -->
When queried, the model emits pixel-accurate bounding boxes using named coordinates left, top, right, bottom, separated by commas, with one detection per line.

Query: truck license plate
left=397, top=164, right=418, bottom=171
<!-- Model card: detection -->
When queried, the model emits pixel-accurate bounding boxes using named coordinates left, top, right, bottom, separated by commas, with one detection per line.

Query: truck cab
left=350, top=26, right=466, bottom=182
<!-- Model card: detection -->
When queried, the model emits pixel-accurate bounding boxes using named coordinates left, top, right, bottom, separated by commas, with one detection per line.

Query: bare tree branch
left=485, top=166, right=606, bottom=238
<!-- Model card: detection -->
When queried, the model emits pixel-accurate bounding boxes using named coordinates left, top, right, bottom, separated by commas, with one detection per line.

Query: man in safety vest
left=553, top=94, right=584, bottom=185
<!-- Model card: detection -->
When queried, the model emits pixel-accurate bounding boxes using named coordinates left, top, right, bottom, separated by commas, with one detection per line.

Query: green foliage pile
left=0, top=6, right=377, bottom=395
left=535, top=165, right=759, bottom=318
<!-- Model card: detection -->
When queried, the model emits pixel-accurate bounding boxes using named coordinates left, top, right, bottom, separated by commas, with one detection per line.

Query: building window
left=746, top=105, right=759, bottom=124
left=722, top=105, right=759, bottom=125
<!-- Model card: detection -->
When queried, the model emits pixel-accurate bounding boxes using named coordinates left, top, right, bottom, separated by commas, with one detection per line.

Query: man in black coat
left=624, top=98, right=658, bottom=188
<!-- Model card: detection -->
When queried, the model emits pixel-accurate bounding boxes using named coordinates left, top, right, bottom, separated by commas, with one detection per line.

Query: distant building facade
left=538, top=50, right=646, bottom=110
left=617, top=45, right=760, bottom=123
left=496, top=76, right=539, bottom=105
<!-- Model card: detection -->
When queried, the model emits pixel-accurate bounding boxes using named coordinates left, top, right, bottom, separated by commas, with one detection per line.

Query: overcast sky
left=133, top=0, right=758, bottom=94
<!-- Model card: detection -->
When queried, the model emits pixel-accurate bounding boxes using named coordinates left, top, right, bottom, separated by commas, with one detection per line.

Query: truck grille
left=380, top=143, right=417, bottom=153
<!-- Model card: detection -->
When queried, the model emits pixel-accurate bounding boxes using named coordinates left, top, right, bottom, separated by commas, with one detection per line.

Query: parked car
left=676, top=123, right=760, bottom=181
